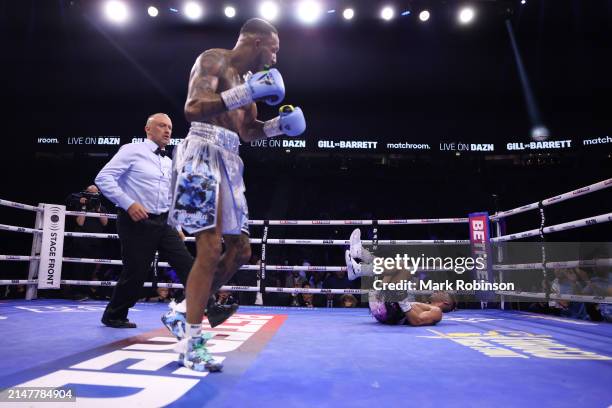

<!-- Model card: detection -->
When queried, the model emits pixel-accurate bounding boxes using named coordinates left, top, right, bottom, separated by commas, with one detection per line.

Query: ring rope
left=491, top=212, right=612, bottom=242
left=4, top=278, right=609, bottom=305
left=65, top=210, right=116, bottom=219
left=3, top=255, right=611, bottom=271
left=496, top=291, right=612, bottom=304
left=2, top=279, right=609, bottom=304
left=493, top=258, right=612, bottom=270
left=0, top=199, right=42, bottom=213
left=265, top=287, right=366, bottom=295
left=0, top=255, right=448, bottom=272
left=490, top=177, right=612, bottom=220
left=0, top=279, right=257, bottom=292
left=65, top=210, right=470, bottom=226
left=2, top=199, right=468, bottom=225
left=61, top=231, right=469, bottom=245
left=0, top=224, right=41, bottom=234
left=248, top=218, right=469, bottom=225
left=0, top=255, right=39, bottom=262
left=3, top=179, right=608, bottom=224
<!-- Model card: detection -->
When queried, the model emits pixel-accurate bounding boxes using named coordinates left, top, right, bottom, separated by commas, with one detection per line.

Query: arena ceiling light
left=184, top=1, right=203, bottom=20
left=147, top=6, right=159, bottom=17
left=418, top=10, right=430, bottom=22
left=296, top=1, right=323, bottom=24
left=342, top=8, right=354, bottom=20
left=531, top=125, right=550, bottom=141
left=458, top=7, right=475, bottom=24
left=104, top=1, right=129, bottom=24
left=259, top=1, right=280, bottom=21
left=224, top=6, right=236, bottom=18
left=380, top=6, right=395, bottom=21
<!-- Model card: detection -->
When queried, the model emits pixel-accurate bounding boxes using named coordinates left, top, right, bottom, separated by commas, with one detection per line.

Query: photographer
left=64, top=185, right=108, bottom=299
left=69, top=185, right=109, bottom=229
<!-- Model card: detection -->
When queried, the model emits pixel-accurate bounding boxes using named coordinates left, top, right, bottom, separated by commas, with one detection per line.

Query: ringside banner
left=468, top=212, right=494, bottom=302
left=34, top=135, right=612, bottom=155
left=38, top=204, right=66, bottom=289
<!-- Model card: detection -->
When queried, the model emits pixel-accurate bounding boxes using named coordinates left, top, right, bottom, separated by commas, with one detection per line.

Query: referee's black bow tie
left=154, top=147, right=167, bottom=157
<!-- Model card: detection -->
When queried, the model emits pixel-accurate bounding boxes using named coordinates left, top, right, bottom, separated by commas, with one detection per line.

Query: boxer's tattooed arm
left=184, top=50, right=227, bottom=122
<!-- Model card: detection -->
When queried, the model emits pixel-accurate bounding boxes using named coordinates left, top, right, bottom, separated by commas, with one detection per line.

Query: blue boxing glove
left=264, top=105, right=306, bottom=138
left=221, top=69, right=285, bottom=110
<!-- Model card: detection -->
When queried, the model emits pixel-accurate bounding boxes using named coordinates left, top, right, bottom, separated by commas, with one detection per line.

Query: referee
left=95, top=113, right=192, bottom=328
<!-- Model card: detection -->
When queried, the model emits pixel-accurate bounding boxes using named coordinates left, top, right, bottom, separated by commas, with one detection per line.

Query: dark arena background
left=0, top=1, right=611, bottom=407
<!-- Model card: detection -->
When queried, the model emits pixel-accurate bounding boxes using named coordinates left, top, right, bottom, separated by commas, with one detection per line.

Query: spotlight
left=381, top=6, right=394, bottom=21
left=224, top=6, right=236, bottom=18
left=342, top=8, right=354, bottom=20
left=104, top=1, right=129, bottom=23
left=297, top=0, right=323, bottom=24
left=531, top=125, right=550, bottom=141
left=418, top=10, right=430, bottom=22
left=521, top=0, right=526, bottom=4
left=458, top=7, right=475, bottom=24
left=184, top=2, right=203, bottom=20
left=259, top=1, right=279, bottom=21
left=147, top=6, right=159, bottom=17
left=401, top=10, right=411, bottom=16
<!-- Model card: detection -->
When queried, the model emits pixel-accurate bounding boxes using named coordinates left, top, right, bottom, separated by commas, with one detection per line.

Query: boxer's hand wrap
left=264, top=105, right=307, bottom=138
left=398, top=298, right=413, bottom=313
left=221, top=68, right=285, bottom=110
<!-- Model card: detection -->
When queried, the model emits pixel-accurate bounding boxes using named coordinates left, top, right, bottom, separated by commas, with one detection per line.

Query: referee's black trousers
left=103, top=209, right=193, bottom=320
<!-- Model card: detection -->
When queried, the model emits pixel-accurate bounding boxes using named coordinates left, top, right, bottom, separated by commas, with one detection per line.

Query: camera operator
left=71, top=185, right=109, bottom=229
left=64, top=185, right=108, bottom=299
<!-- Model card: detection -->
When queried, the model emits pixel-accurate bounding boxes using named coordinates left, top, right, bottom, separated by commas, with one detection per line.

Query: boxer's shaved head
left=240, top=18, right=277, bottom=36
left=234, top=18, right=280, bottom=72
left=430, top=291, right=455, bottom=313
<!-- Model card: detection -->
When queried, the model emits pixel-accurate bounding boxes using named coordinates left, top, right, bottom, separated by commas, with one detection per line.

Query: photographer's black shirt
left=74, top=205, right=107, bottom=235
